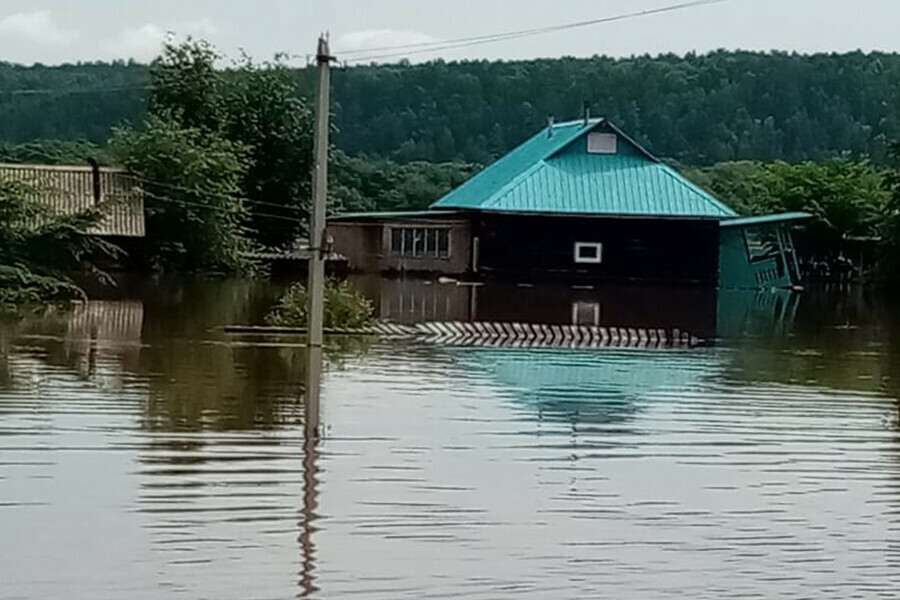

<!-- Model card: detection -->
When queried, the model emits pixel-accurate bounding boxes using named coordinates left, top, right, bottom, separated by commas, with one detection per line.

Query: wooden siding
left=474, top=214, right=720, bottom=285
left=0, top=163, right=145, bottom=237
left=330, top=216, right=472, bottom=275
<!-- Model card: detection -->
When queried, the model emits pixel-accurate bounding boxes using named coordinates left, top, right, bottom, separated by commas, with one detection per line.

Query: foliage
left=0, top=139, right=112, bottom=165
left=881, top=144, right=900, bottom=285
left=111, top=114, right=252, bottom=273
left=265, top=279, right=374, bottom=330
left=5, top=51, right=900, bottom=165
left=223, top=55, right=315, bottom=249
left=149, top=40, right=224, bottom=133
left=146, top=41, right=315, bottom=250
left=0, top=177, right=119, bottom=310
left=330, top=152, right=479, bottom=213
left=686, top=160, right=890, bottom=256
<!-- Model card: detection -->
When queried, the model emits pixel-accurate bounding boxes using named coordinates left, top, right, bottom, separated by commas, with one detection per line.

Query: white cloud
left=98, top=18, right=224, bottom=62
left=0, top=10, right=79, bottom=45
left=336, top=29, right=437, bottom=53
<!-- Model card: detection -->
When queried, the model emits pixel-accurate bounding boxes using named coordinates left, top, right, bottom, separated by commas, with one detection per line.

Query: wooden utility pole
left=307, top=35, right=332, bottom=348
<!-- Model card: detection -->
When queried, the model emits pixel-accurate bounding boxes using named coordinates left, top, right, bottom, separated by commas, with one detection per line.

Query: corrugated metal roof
left=432, top=119, right=737, bottom=219
left=0, top=163, right=145, bottom=237
left=719, top=212, right=813, bottom=228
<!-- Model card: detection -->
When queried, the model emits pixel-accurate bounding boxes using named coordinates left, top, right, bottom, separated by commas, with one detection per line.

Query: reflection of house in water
left=63, top=300, right=145, bottom=378
left=354, top=277, right=798, bottom=343
left=448, top=346, right=722, bottom=426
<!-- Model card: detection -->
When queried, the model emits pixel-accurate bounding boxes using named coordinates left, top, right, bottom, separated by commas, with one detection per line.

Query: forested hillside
left=2, top=50, right=900, bottom=165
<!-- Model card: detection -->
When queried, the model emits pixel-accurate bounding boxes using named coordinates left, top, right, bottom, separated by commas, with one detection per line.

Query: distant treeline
left=3, top=50, right=900, bottom=165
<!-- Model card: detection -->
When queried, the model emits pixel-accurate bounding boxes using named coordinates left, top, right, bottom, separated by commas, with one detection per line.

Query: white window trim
left=574, top=242, right=603, bottom=264
left=387, top=225, right=452, bottom=260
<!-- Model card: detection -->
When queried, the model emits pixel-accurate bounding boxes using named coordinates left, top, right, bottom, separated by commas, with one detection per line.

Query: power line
left=142, top=189, right=306, bottom=225
left=340, top=0, right=740, bottom=63
left=133, top=174, right=308, bottom=213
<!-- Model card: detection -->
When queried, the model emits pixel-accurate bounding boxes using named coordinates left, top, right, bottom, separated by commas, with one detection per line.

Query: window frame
left=388, top=226, right=452, bottom=260
left=574, top=242, right=604, bottom=265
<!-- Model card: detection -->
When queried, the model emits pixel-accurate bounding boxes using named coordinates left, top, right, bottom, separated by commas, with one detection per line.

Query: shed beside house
left=330, top=119, right=810, bottom=289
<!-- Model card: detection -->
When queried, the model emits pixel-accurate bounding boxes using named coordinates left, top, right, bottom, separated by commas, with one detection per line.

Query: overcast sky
left=1, top=0, right=898, bottom=66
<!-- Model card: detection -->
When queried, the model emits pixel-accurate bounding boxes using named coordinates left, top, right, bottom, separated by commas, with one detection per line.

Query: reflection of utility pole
left=300, top=346, right=323, bottom=597
left=307, top=35, right=333, bottom=349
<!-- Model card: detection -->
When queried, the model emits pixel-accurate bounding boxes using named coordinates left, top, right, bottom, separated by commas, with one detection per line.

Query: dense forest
left=3, top=50, right=900, bottom=165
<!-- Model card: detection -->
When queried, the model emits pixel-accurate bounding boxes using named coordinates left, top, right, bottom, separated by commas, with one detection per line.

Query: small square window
left=574, top=242, right=603, bottom=264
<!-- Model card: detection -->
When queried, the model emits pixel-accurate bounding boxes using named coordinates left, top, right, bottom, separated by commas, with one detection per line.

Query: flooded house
left=330, top=118, right=810, bottom=289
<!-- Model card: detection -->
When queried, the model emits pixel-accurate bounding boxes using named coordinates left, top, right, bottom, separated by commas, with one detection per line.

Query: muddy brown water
left=1, top=278, right=899, bottom=599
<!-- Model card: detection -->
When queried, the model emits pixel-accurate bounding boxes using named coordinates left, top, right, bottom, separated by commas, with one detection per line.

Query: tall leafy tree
left=112, top=115, right=251, bottom=273
left=145, top=41, right=315, bottom=250
left=224, top=55, right=314, bottom=249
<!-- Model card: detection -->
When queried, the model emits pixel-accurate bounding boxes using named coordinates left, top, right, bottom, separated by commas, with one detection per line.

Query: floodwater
left=2, top=278, right=900, bottom=599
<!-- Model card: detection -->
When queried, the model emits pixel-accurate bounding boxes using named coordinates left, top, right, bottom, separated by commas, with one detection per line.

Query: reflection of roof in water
left=448, top=346, right=723, bottom=424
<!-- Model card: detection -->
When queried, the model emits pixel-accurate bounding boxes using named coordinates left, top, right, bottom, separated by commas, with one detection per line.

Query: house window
left=587, top=133, right=617, bottom=154
left=574, top=242, right=603, bottom=264
left=390, top=227, right=451, bottom=259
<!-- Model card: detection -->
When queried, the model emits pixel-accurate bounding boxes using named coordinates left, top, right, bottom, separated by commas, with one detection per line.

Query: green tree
left=224, top=55, right=314, bottom=249
left=0, top=177, right=118, bottom=309
left=881, top=144, right=900, bottom=285
left=145, top=41, right=315, bottom=250
left=149, top=40, right=224, bottom=133
left=0, top=139, right=111, bottom=165
left=7, top=51, right=900, bottom=166
left=686, top=159, right=889, bottom=258
left=330, top=152, right=478, bottom=214
left=112, top=115, right=252, bottom=273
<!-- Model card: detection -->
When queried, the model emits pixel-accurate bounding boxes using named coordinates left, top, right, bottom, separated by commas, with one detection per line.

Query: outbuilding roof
left=719, top=212, right=813, bottom=228
left=431, top=119, right=738, bottom=219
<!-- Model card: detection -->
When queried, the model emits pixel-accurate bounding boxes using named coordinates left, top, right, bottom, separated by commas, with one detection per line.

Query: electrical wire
left=133, top=174, right=309, bottom=213
left=142, top=189, right=306, bottom=225
left=340, top=0, right=741, bottom=63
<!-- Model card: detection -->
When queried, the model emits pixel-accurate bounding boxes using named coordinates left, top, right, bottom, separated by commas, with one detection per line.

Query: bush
left=1, top=177, right=118, bottom=311
left=265, top=279, right=374, bottom=330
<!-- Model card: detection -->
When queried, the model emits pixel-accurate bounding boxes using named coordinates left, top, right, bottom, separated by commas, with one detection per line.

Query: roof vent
left=587, top=132, right=617, bottom=154
left=547, top=114, right=555, bottom=138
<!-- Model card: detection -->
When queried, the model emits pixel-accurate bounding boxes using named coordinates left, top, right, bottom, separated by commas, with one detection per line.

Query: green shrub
left=1, top=177, right=118, bottom=312
left=265, top=279, right=374, bottom=330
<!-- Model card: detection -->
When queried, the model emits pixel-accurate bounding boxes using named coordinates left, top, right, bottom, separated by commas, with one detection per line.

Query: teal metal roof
left=719, top=212, right=814, bottom=228
left=432, top=119, right=738, bottom=219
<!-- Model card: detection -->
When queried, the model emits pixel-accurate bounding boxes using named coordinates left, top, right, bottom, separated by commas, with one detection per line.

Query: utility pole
left=307, top=34, right=332, bottom=348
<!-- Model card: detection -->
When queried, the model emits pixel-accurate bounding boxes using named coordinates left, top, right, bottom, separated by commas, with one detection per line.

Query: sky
left=0, top=0, right=899, bottom=66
